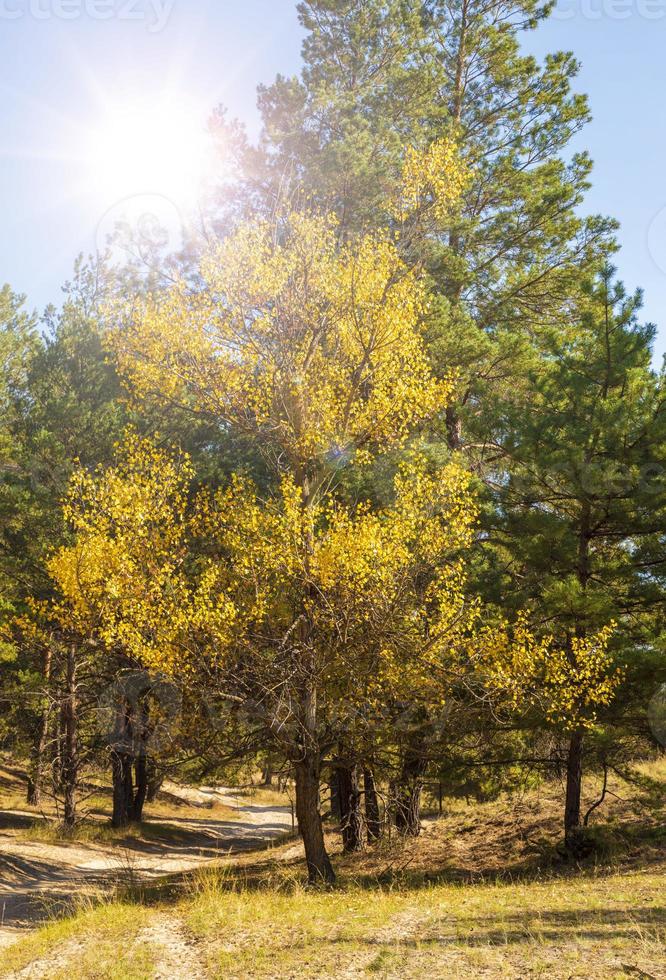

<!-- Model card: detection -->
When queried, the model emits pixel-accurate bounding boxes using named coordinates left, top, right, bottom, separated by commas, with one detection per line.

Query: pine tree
left=246, top=0, right=615, bottom=450
left=487, top=265, right=666, bottom=845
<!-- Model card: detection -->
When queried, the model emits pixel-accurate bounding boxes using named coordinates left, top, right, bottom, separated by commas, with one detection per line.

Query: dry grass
left=0, top=900, right=155, bottom=977
left=3, top=863, right=664, bottom=978
left=327, top=758, right=666, bottom=887
left=226, top=783, right=295, bottom=809
left=179, top=867, right=666, bottom=979
left=2, top=757, right=665, bottom=978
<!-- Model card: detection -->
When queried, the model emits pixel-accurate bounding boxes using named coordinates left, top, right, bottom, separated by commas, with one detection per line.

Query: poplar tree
left=52, top=209, right=550, bottom=881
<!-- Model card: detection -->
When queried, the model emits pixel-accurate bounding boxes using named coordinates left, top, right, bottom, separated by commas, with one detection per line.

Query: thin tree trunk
left=146, top=775, right=163, bottom=803
left=564, top=496, right=590, bottom=849
left=132, top=755, right=148, bottom=823
left=294, top=755, right=335, bottom=884
left=61, top=645, right=78, bottom=830
left=129, top=700, right=149, bottom=822
left=111, top=750, right=133, bottom=828
left=329, top=769, right=341, bottom=821
left=145, top=759, right=163, bottom=803
left=51, top=709, right=62, bottom=800
left=394, top=733, right=427, bottom=837
left=445, top=405, right=463, bottom=451
left=110, top=698, right=134, bottom=829
left=564, top=731, right=584, bottom=844
left=395, top=783, right=423, bottom=836
left=338, top=763, right=364, bottom=852
left=27, top=646, right=52, bottom=805
left=364, top=768, right=381, bottom=841
left=294, top=474, right=334, bottom=883
left=442, top=1, right=468, bottom=453
left=262, top=756, right=274, bottom=787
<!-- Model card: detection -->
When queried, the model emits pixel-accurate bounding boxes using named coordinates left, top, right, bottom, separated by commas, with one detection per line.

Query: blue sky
left=1, top=1, right=665, bottom=358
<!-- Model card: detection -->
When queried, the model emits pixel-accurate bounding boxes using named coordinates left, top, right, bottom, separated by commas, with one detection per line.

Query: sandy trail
left=0, top=784, right=293, bottom=951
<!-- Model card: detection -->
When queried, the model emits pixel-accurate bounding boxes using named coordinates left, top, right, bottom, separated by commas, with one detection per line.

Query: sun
left=86, top=94, right=211, bottom=207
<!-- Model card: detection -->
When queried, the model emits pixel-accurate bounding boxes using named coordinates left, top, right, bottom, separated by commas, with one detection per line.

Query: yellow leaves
left=479, top=619, right=622, bottom=732
left=389, top=138, right=470, bottom=224
left=49, top=434, right=226, bottom=675
left=46, top=427, right=623, bottom=737
left=51, top=426, right=481, bottom=707
left=46, top=427, right=624, bottom=740
left=393, top=453, right=478, bottom=557
left=541, top=626, right=622, bottom=731
left=108, top=212, right=452, bottom=473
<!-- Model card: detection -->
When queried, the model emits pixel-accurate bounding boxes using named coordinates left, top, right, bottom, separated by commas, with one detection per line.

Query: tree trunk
left=61, top=645, right=78, bottom=830
left=131, top=755, right=148, bottom=823
left=111, top=750, right=133, bottom=829
left=145, top=759, right=163, bottom=803
left=564, top=731, right=584, bottom=845
left=294, top=755, right=335, bottom=884
left=111, top=691, right=149, bottom=827
left=445, top=404, right=463, bottom=451
left=27, top=645, right=52, bottom=806
left=129, top=699, right=150, bottom=822
left=262, top=757, right=274, bottom=787
left=51, top=709, right=62, bottom=798
left=329, top=769, right=341, bottom=821
left=339, top=763, right=364, bottom=852
left=395, top=783, right=422, bottom=836
left=565, top=496, right=590, bottom=851
left=394, top=734, right=427, bottom=837
left=364, top=768, right=381, bottom=842
left=146, top=775, right=163, bottom=803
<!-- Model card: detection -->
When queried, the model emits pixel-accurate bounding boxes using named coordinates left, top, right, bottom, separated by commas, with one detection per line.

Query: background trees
left=481, top=265, right=666, bottom=843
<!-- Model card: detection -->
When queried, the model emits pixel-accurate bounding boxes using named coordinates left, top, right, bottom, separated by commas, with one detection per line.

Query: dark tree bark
left=145, top=760, right=163, bottom=804
left=338, top=763, right=364, bottom=852
left=563, top=501, right=589, bottom=850
left=111, top=691, right=133, bottom=829
left=395, top=784, right=423, bottom=837
left=294, top=754, right=335, bottom=884
left=329, top=769, right=341, bottom=822
left=27, top=645, right=53, bottom=806
left=61, top=645, right=78, bottom=830
left=111, top=750, right=133, bottom=829
left=564, top=731, right=584, bottom=844
left=111, top=753, right=148, bottom=825
left=129, top=699, right=150, bottom=822
left=51, top=709, right=62, bottom=798
left=394, top=735, right=428, bottom=837
left=445, top=404, right=463, bottom=451
left=146, top=776, right=164, bottom=803
left=26, top=776, right=39, bottom=807
left=364, top=768, right=381, bottom=842
left=110, top=686, right=153, bottom=826
left=131, top=755, right=148, bottom=823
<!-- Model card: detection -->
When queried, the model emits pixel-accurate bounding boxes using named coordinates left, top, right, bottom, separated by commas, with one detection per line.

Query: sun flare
left=85, top=95, right=211, bottom=206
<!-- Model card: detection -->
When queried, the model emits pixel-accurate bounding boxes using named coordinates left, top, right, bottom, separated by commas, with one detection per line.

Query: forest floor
left=0, top=758, right=665, bottom=979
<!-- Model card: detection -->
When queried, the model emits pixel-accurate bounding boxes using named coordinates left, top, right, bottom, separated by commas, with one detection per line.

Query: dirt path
left=136, top=913, right=207, bottom=980
left=0, top=784, right=293, bottom=951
